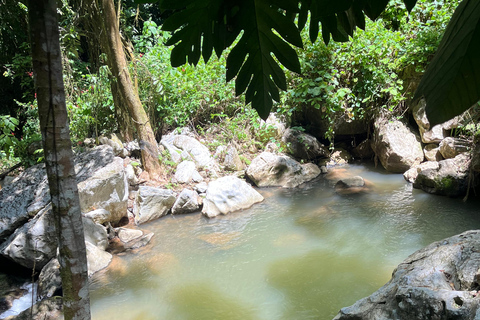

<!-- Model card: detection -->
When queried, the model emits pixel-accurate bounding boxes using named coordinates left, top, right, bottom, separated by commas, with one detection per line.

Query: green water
left=89, top=164, right=480, bottom=320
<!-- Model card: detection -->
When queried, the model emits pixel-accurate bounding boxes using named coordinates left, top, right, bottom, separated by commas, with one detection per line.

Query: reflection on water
left=89, top=163, right=480, bottom=320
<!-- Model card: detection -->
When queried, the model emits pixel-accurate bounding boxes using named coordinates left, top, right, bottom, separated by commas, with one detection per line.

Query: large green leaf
left=226, top=0, right=303, bottom=118
left=414, top=0, right=480, bottom=126
left=161, top=0, right=238, bottom=66
left=156, top=0, right=422, bottom=119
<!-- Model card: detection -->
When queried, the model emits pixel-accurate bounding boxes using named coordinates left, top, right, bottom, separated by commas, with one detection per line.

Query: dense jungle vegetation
left=0, top=0, right=476, bottom=170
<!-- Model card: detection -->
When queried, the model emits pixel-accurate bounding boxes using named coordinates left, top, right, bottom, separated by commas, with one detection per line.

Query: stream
left=88, top=163, right=480, bottom=320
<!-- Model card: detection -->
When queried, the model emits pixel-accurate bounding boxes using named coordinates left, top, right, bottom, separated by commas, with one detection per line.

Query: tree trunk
left=27, top=1, right=91, bottom=319
left=90, top=0, right=162, bottom=177
left=110, top=78, right=135, bottom=142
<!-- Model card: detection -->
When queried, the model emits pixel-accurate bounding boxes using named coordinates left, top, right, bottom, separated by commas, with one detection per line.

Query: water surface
left=89, top=163, right=480, bottom=320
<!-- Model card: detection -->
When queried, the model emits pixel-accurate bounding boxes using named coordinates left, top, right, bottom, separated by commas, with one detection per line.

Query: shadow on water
left=166, top=282, right=259, bottom=320
left=267, top=249, right=389, bottom=319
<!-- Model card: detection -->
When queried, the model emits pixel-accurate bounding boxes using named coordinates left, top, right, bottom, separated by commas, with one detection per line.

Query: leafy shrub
left=133, top=20, right=244, bottom=132
left=280, top=0, right=461, bottom=142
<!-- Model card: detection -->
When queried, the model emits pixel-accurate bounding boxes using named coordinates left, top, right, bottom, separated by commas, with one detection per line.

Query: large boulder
left=246, top=152, right=321, bottom=188
left=202, top=176, right=264, bottom=218
left=133, top=186, right=176, bottom=225
left=0, top=165, right=47, bottom=241
left=413, top=153, right=471, bottom=197
left=334, top=230, right=480, bottom=320
left=77, top=156, right=128, bottom=224
left=0, top=205, right=56, bottom=270
left=282, top=128, right=329, bottom=161
left=373, top=117, right=424, bottom=173
left=0, top=208, right=109, bottom=271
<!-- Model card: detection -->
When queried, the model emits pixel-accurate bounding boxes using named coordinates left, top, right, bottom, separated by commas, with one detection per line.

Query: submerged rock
left=202, top=176, right=263, bottom=218
left=334, top=176, right=367, bottom=195
left=246, top=152, right=321, bottom=188
left=334, top=230, right=480, bottom=320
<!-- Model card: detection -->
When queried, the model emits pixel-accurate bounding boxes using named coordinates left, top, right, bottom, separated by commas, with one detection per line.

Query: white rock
left=202, top=176, right=264, bottom=218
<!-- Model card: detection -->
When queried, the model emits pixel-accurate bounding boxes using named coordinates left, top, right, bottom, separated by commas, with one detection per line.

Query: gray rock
left=11, top=296, right=64, bottom=320
left=175, top=160, right=203, bottom=183
left=439, top=137, right=470, bottom=159
left=162, top=134, right=216, bottom=171
left=424, top=144, right=443, bottom=161
left=336, top=176, right=365, bottom=188
left=82, top=217, right=108, bottom=251
left=125, top=164, right=139, bottom=185
left=0, top=146, right=120, bottom=243
left=99, top=133, right=126, bottom=157
left=472, top=143, right=480, bottom=173
left=0, top=164, right=46, bottom=241
left=246, top=152, right=321, bottom=188
left=373, top=117, right=424, bottom=173
left=214, top=145, right=227, bottom=161
left=122, top=232, right=154, bottom=250
left=202, top=176, right=264, bottom=218
left=413, top=153, right=471, bottom=197
left=403, top=161, right=440, bottom=183
left=413, top=99, right=461, bottom=144
left=0, top=208, right=109, bottom=271
left=116, top=227, right=143, bottom=243
left=352, top=139, right=374, bottom=159
left=38, top=258, right=61, bottom=299
left=334, top=176, right=367, bottom=194
left=85, top=241, right=112, bottom=277
left=172, top=189, right=202, bottom=215
left=83, top=208, right=113, bottom=225
left=264, top=113, right=287, bottom=138
left=77, top=156, right=128, bottom=224
left=160, top=139, right=192, bottom=164
left=0, top=205, right=57, bottom=270
left=282, top=128, right=329, bottom=161
left=194, top=182, right=208, bottom=194
left=223, top=144, right=244, bottom=171
left=329, top=148, right=352, bottom=165
left=133, top=186, right=176, bottom=225
left=334, top=230, right=480, bottom=320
